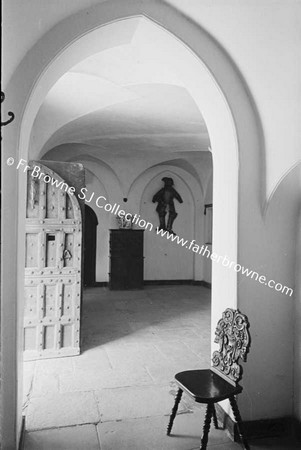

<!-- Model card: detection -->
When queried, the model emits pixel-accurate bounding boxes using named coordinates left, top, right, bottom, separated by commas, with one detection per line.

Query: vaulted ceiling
left=30, top=18, right=210, bottom=160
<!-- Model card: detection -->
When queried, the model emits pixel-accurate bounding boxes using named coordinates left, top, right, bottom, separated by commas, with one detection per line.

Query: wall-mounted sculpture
left=152, top=177, right=183, bottom=235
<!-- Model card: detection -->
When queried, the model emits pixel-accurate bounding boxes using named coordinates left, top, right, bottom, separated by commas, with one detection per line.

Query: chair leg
left=167, top=388, right=183, bottom=435
left=212, top=404, right=219, bottom=429
left=200, top=403, right=213, bottom=450
left=229, top=396, right=250, bottom=450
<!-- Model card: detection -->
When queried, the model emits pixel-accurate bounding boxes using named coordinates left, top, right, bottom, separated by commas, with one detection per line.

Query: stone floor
left=23, top=285, right=299, bottom=449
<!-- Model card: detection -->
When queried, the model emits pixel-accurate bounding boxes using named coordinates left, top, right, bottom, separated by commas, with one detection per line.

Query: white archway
left=2, top=1, right=263, bottom=446
left=15, top=14, right=240, bottom=320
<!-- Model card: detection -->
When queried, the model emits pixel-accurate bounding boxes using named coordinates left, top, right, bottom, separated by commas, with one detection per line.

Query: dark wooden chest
left=109, top=229, right=144, bottom=290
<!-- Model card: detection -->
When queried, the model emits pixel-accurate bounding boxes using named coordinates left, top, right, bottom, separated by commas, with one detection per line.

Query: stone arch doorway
left=2, top=3, right=263, bottom=446
left=84, top=204, right=98, bottom=287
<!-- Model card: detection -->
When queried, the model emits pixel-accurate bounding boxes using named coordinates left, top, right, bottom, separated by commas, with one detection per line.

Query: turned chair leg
left=229, top=396, right=250, bottom=450
left=167, top=388, right=183, bottom=435
left=200, top=403, right=213, bottom=450
left=212, top=404, right=219, bottom=429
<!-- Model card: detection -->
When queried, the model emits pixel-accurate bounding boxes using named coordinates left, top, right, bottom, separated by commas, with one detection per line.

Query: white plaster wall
left=86, top=164, right=203, bottom=282
left=237, top=164, right=301, bottom=420
left=165, top=0, right=301, bottom=201
left=43, top=146, right=208, bottom=283
left=2, top=0, right=104, bottom=87
left=86, top=165, right=203, bottom=282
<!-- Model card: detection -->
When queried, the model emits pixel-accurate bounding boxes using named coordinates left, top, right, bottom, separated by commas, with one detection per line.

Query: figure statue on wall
left=152, top=177, right=183, bottom=234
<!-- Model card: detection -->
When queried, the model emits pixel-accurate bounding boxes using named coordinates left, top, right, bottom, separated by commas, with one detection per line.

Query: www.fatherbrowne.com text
left=155, top=228, right=293, bottom=297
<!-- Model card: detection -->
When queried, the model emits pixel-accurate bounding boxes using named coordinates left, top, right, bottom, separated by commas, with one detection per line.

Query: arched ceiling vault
left=31, top=17, right=211, bottom=161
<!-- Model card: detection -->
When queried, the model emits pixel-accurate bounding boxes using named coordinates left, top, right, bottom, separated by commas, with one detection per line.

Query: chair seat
left=175, top=369, right=242, bottom=403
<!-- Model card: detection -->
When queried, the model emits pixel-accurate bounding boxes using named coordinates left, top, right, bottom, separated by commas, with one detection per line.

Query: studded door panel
left=24, top=162, right=82, bottom=360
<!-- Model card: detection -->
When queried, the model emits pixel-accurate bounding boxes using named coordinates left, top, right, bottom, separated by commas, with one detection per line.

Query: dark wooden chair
left=167, top=308, right=251, bottom=450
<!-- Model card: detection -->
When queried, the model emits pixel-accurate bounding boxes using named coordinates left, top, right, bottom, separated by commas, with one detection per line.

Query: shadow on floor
left=81, top=285, right=211, bottom=351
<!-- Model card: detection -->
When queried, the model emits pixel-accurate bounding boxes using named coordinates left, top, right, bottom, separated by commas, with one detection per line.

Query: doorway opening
left=84, top=204, right=98, bottom=287
left=22, top=109, right=214, bottom=450
left=9, top=11, right=243, bottom=450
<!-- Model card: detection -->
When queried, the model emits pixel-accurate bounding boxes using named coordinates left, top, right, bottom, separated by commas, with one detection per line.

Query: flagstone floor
left=23, top=286, right=299, bottom=449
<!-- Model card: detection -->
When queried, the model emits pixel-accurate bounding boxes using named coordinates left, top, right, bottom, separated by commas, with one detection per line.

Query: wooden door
left=24, top=161, right=83, bottom=360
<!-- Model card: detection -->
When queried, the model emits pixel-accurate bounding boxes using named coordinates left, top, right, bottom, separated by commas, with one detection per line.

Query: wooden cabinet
left=109, top=229, right=144, bottom=290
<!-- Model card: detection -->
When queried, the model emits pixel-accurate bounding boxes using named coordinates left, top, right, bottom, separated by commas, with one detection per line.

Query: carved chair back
left=211, top=308, right=250, bottom=385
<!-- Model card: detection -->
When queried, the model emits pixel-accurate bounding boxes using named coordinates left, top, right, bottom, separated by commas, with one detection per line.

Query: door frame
left=1, top=2, right=263, bottom=447
left=84, top=204, right=98, bottom=287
